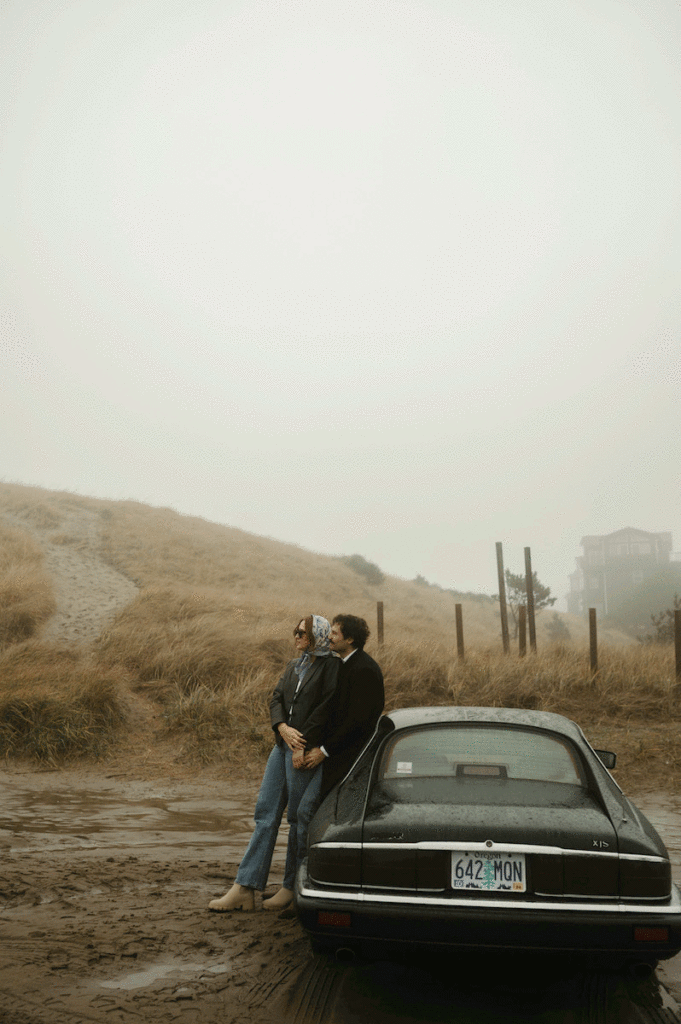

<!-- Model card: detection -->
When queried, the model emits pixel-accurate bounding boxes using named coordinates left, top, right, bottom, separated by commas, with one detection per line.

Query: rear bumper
left=295, top=866, right=681, bottom=962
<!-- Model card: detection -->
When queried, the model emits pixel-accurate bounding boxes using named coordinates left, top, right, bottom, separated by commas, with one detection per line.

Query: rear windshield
left=380, top=725, right=585, bottom=787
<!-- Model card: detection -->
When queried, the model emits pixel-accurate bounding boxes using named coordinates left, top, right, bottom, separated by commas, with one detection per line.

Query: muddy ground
left=0, top=768, right=680, bottom=1024
left=0, top=768, right=308, bottom=1024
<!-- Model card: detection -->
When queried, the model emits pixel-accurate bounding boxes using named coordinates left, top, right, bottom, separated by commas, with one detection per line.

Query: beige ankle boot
left=262, top=886, right=293, bottom=911
left=208, top=883, right=255, bottom=912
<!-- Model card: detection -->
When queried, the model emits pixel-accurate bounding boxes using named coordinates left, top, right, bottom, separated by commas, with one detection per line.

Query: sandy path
left=1, top=506, right=138, bottom=643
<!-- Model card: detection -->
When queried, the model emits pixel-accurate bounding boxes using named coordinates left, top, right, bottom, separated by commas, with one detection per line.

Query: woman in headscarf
left=208, top=614, right=338, bottom=913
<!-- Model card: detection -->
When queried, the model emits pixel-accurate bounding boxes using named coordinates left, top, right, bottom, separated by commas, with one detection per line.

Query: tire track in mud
left=579, top=970, right=681, bottom=1023
left=278, top=954, right=681, bottom=1024
left=284, top=956, right=346, bottom=1024
left=0, top=992, right=107, bottom=1024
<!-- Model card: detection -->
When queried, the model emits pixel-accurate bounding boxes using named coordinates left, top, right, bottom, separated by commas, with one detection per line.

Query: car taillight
left=362, top=848, right=416, bottom=889
left=361, top=848, right=450, bottom=890
left=531, top=854, right=562, bottom=895
left=563, top=855, right=618, bottom=896
left=634, top=927, right=669, bottom=942
left=308, top=846, right=361, bottom=886
left=416, top=850, right=449, bottom=890
left=318, top=911, right=351, bottom=928
left=619, top=859, right=671, bottom=899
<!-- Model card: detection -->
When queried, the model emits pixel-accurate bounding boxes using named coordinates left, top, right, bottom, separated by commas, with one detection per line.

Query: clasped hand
left=278, top=723, right=306, bottom=751
left=292, top=746, right=326, bottom=770
left=277, top=726, right=326, bottom=770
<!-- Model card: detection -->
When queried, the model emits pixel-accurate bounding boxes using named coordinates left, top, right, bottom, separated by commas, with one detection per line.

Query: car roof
left=382, top=706, right=585, bottom=745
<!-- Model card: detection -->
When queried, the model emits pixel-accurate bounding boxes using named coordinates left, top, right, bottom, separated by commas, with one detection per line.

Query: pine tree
left=494, top=569, right=557, bottom=639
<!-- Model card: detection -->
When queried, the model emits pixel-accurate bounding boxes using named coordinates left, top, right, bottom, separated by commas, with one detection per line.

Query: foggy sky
left=2, top=0, right=680, bottom=609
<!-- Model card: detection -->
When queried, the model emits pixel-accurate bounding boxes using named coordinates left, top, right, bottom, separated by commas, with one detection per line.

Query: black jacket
left=320, top=649, right=384, bottom=796
left=269, top=656, right=339, bottom=750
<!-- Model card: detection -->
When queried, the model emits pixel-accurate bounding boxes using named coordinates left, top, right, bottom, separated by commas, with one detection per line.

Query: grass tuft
left=161, top=684, right=233, bottom=762
left=0, top=641, right=128, bottom=764
left=159, top=666, right=279, bottom=763
left=0, top=522, right=56, bottom=647
left=96, top=587, right=292, bottom=697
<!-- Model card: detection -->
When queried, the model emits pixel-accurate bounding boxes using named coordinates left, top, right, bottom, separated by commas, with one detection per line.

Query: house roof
left=580, top=529, right=672, bottom=546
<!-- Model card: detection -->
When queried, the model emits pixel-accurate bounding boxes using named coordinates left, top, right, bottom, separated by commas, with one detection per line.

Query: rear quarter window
left=380, top=725, right=585, bottom=787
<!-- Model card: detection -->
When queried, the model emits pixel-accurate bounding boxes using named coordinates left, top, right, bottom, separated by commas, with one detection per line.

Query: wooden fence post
left=496, top=542, right=510, bottom=654
left=524, top=547, right=537, bottom=653
left=518, top=605, right=527, bottom=657
left=675, top=609, right=681, bottom=681
left=377, top=602, right=384, bottom=646
left=455, top=603, right=464, bottom=661
left=589, top=608, right=598, bottom=675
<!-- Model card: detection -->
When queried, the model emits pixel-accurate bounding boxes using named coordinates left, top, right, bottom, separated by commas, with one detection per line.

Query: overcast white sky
left=2, top=0, right=680, bottom=609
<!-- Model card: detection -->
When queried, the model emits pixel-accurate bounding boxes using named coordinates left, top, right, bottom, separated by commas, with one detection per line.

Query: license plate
left=452, top=852, right=526, bottom=892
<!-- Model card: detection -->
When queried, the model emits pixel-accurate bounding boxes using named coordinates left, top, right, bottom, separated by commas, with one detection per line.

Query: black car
left=296, top=707, right=681, bottom=966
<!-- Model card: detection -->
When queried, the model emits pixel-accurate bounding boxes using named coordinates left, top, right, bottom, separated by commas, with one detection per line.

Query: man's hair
left=332, top=614, right=370, bottom=650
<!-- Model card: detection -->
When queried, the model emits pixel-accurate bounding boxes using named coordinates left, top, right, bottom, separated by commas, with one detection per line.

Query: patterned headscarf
left=294, top=614, right=332, bottom=679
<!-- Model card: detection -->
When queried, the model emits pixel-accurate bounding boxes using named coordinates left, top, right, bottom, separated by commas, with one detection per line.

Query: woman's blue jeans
left=235, top=744, right=322, bottom=891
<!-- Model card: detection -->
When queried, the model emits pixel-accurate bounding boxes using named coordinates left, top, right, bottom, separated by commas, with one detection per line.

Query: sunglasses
left=293, top=629, right=308, bottom=639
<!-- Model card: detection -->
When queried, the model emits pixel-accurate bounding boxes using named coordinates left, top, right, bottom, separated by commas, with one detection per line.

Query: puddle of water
left=99, top=958, right=229, bottom=991
left=0, top=786, right=257, bottom=841
left=0, top=776, right=290, bottom=864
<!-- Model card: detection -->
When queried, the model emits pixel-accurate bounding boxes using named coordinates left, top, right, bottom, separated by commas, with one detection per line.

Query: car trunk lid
left=359, top=778, right=619, bottom=895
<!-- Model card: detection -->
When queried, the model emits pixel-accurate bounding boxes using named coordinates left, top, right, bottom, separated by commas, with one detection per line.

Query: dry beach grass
left=0, top=480, right=679, bottom=790
left=0, top=519, right=56, bottom=645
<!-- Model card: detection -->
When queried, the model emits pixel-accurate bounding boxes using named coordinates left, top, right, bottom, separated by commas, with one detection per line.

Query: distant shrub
left=446, top=589, right=494, bottom=605
left=412, top=574, right=493, bottom=605
left=340, top=554, right=385, bottom=587
left=639, top=594, right=681, bottom=645
left=546, top=613, right=571, bottom=643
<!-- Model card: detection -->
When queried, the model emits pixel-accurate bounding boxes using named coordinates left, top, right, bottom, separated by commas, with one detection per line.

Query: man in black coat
left=303, top=614, right=384, bottom=798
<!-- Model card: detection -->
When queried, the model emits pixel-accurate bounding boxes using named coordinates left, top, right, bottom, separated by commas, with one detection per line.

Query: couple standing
left=208, top=612, right=384, bottom=913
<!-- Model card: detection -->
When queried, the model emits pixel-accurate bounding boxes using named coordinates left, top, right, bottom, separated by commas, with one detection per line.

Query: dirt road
left=0, top=768, right=680, bottom=1024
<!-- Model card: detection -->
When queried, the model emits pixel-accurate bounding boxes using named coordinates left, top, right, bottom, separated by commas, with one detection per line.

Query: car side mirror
left=594, top=749, right=617, bottom=769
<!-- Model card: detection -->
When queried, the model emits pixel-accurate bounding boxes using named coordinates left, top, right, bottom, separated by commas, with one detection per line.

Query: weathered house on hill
left=567, top=528, right=673, bottom=618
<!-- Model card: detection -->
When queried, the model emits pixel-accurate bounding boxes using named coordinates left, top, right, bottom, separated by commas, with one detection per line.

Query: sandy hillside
left=0, top=480, right=637, bottom=654
left=1, top=504, right=138, bottom=644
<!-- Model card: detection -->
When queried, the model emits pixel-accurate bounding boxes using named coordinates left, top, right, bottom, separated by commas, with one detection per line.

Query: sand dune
left=1, top=505, right=138, bottom=644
